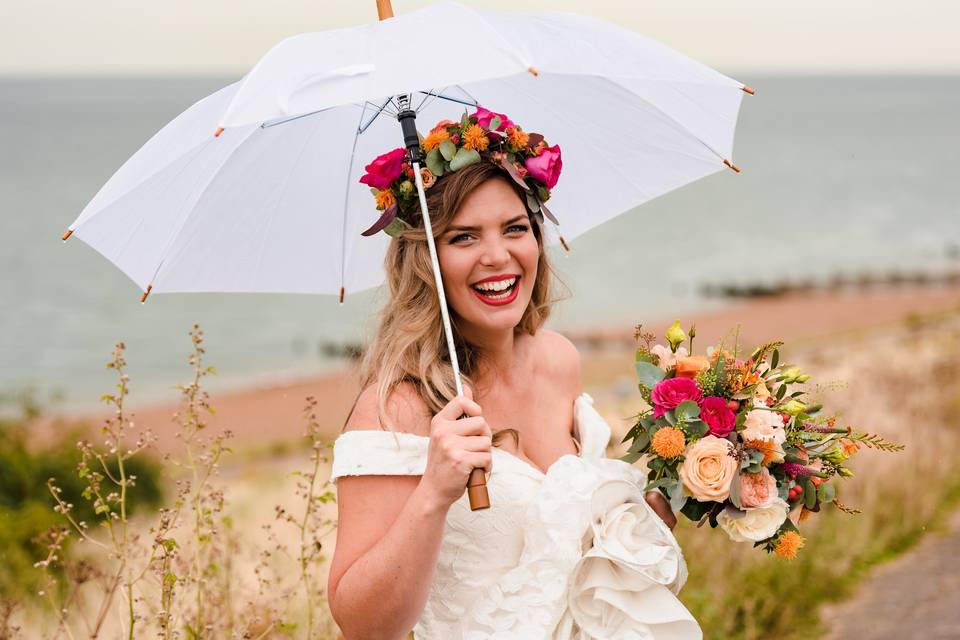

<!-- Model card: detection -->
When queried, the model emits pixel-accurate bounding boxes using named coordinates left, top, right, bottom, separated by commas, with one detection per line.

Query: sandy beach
left=48, top=283, right=960, bottom=453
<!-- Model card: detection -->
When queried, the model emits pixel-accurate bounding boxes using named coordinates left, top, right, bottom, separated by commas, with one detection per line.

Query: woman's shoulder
left=345, top=381, right=433, bottom=437
left=530, top=329, right=582, bottom=395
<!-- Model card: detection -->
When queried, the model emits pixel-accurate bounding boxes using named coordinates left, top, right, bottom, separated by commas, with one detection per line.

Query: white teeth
left=473, top=277, right=517, bottom=292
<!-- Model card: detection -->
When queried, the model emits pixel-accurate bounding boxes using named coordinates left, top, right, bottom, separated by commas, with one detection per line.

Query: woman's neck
left=460, top=324, right=524, bottom=387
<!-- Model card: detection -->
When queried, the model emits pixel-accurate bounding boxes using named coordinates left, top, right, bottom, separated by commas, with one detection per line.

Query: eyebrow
left=445, top=215, right=528, bottom=234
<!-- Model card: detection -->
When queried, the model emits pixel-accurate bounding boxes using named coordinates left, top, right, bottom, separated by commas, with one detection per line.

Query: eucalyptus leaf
left=383, top=216, right=412, bottom=238
left=663, top=410, right=677, bottom=427
left=439, top=140, right=457, bottom=162
left=489, top=115, right=502, bottom=131
left=628, top=432, right=650, bottom=454
left=804, top=478, right=817, bottom=509
left=426, top=148, right=445, bottom=176
left=526, top=192, right=541, bottom=213
left=819, top=482, right=837, bottom=503
left=635, top=361, right=666, bottom=389
left=449, top=148, right=481, bottom=171
left=669, top=486, right=688, bottom=513
left=686, top=420, right=709, bottom=439
left=620, top=451, right=642, bottom=464
left=675, top=400, right=701, bottom=421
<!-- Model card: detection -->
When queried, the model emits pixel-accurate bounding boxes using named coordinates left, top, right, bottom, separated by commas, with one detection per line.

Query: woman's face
left=437, top=177, right=540, bottom=338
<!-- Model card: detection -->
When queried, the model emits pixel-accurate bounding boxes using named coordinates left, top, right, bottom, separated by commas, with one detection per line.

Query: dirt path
left=819, top=509, right=960, bottom=639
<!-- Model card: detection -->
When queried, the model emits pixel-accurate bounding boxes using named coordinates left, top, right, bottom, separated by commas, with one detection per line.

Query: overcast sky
left=2, top=0, right=958, bottom=76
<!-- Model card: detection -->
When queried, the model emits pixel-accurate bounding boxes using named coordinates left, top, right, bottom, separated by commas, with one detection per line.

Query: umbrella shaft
left=411, top=160, right=463, bottom=397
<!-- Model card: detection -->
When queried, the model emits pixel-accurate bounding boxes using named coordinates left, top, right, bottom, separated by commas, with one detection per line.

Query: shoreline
left=49, top=283, right=960, bottom=453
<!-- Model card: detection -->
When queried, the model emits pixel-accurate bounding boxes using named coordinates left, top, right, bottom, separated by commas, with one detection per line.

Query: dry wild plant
left=35, top=325, right=340, bottom=639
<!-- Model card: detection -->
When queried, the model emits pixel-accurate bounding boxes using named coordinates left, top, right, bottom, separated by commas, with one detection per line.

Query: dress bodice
left=331, top=393, right=701, bottom=639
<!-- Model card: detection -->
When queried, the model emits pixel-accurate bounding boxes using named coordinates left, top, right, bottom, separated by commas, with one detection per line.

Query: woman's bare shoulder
left=532, top=329, right=582, bottom=395
left=345, top=381, right=433, bottom=437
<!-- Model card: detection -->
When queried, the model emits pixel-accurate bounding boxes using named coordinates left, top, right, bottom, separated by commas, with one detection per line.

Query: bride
left=327, top=114, right=701, bottom=639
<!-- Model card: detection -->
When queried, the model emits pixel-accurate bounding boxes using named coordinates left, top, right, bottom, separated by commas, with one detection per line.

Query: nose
left=478, top=236, right=510, bottom=267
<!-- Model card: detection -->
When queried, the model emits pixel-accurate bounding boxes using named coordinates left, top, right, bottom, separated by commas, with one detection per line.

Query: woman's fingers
left=644, top=491, right=677, bottom=531
left=459, top=434, right=493, bottom=452
left=435, top=394, right=483, bottom=421
left=447, top=416, right=492, bottom=437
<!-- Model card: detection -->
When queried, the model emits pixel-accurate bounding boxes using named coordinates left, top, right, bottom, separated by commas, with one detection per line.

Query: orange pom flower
left=462, top=124, right=490, bottom=151
left=651, top=426, right=686, bottom=459
left=506, top=126, right=529, bottom=149
left=374, top=189, right=396, bottom=211
left=774, top=531, right=805, bottom=559
left=422, top=129, right=450, bottom=153
left=744, top=438, right=782, bottom=466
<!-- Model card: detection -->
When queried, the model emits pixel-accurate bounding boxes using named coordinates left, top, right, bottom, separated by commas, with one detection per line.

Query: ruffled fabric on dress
left=330, top=394, right=701, bottom=639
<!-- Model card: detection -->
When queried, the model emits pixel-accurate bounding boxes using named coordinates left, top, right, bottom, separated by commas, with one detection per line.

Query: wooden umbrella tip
left=527, top=66, right=539, bottom=77
left=61, top=229, right=74, bottom=242
left=339, top=287, right=345, bottom=305
left=742, top=85, right=756, bottom=95
left=140, top=284, right=153, bottom=304
left=559, top=235, right=570, bottom=252
left=214, top=127, right=224, bottom=138
left=723, top=159, right=742, bottom=173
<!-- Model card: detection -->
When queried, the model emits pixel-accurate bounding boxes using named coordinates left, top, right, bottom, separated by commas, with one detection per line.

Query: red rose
left=699, top=396, right=736, bottom=437
left=651, top=377, right=703, bottom=418
left=359, top=148, right=406, bottom=190
left=470, top=106, right=514, bottom=132
left=524, top=144, right=562, bottom=189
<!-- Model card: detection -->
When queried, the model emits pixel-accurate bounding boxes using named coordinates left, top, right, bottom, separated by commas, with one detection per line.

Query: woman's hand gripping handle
left=421, top=388, right=491, bottom=511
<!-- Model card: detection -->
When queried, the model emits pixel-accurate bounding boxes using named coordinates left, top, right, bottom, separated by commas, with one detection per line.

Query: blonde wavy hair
left=357, top=161, right=558, bottom=431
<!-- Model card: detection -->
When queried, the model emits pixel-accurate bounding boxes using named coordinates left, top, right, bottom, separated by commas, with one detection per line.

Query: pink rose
left=700, top=396, right=736, bottom=437
left=470, top=106, right=514, bottom=132
left=739, top=468, right=778, bottom=508
left=359, top=148, right=406, bottom=190
left=524, top=144, right=563, bottom=189
left=651, top=377, right=703, bottom=418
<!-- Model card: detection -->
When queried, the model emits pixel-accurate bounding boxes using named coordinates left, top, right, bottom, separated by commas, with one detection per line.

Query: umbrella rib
left=338, top=104, right=368, bottom=301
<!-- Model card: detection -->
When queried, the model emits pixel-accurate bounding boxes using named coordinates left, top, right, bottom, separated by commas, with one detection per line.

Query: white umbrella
left=62, top=0, right=752, bottom=508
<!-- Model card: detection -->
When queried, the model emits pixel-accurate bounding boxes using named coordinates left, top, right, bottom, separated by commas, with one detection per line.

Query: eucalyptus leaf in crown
left=359, top=106, right=562, bottom=238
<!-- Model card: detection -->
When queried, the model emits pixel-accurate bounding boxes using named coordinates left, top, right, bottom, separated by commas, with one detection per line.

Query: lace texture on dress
left=331, top=393, right=701, bottom=639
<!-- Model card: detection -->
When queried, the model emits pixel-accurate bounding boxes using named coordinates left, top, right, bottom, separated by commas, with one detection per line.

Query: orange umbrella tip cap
left=723, top=159, right=742, bottom=173
left=140, top=284, right=153, bottom=304
left=528, top=66, right=539, bottom=77
left=214, top=127, right=224, bottom=138
left=62, top=229, right=74, bottom=242
left=742, top=85, right=756, bottom=95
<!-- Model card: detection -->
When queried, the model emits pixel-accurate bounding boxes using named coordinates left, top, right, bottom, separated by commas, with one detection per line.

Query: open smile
left=470, top=274, right=520, bottom=307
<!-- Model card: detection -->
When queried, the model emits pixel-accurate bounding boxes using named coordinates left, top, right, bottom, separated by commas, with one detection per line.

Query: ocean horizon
left=2, top=74, right=958, bottom=413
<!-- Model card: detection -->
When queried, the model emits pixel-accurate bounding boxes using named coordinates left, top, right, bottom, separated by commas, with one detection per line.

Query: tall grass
left=12, top=326, right=340, bottom=639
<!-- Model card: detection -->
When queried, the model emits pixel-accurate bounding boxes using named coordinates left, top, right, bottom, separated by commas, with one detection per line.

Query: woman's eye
left=507, top=224, right=529, bottom=234
left=450, top=233, right=472, bottom=244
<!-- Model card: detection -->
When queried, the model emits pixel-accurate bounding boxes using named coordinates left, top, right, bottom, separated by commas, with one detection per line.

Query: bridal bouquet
left=623, top=321, right=903, bottom=558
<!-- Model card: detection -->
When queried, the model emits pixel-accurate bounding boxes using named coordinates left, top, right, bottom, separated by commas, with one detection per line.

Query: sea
left=1, top=75, right=958, bottom=413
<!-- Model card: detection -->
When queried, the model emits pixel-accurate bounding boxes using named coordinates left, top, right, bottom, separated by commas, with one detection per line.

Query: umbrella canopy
left=63, top=1, right=750, bottom=302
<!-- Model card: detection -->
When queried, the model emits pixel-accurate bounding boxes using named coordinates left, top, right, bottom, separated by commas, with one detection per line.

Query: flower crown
left=359, top=106, right=562, bottom=237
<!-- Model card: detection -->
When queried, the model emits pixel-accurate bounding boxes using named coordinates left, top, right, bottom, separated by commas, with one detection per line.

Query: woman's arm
left=327, top=384, right=492, bottom=640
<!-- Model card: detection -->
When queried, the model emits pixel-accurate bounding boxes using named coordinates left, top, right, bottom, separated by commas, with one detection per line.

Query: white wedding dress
left=331, top=393, right=702, bottom=639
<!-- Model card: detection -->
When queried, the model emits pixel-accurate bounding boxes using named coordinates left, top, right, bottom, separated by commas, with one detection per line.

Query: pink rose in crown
left=524, top=144, right=563, bottom=189
left=470, top=106, right=514, bottom=132
left=651, top=377, right=703, bottom=418
left=700, top=396, right=736, bottom=437
left=359, top=148, right=406, bottom=190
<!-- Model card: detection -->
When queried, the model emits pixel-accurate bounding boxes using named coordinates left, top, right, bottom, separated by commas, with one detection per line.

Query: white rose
left=742, top=409, right=786, bottom=444
left=650, top=344, right=688, bottom=371
left=717, top=499, right=789, bottom=542
left=564, top=479, right=700, bottom=638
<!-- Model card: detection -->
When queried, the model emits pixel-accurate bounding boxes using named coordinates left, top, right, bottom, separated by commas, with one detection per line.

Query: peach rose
left=739, top=468, right=778, bottom=508
left=742, top=409, right=786, bottom=444
left=679, top=435, right=738, bottom=502
left=674, top=356, right=710, bottom=379
left=420, top=167, right=436, bottom=189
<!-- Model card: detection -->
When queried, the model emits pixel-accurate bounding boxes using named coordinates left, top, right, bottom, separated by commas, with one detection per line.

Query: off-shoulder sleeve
left=573, top=393, right=612, bottom=459
left=330, top=430, right=429, bottom=483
